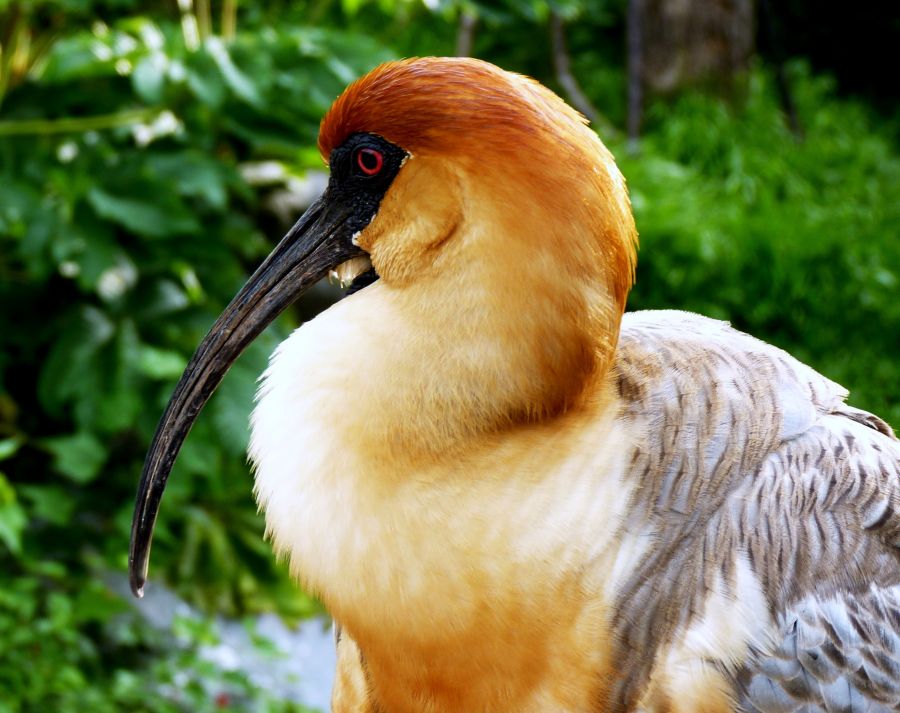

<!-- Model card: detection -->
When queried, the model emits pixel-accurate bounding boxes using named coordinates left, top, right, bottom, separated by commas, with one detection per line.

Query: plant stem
left=549, top=9, right=618, bottom=138
left=0, top=3, right=25, bottom=111
left=0, top=108, right=160, bottom=136
left=196, top=0, right=212, bottom=40
left=222, top=0, right=237, bottom=41
left=626, top=0, right=644, bottom=149
left=455, top=10, right=477, bottom=57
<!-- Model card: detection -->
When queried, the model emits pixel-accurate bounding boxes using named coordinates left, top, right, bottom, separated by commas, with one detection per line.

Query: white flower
left=57, top=141, right=78, bottom=163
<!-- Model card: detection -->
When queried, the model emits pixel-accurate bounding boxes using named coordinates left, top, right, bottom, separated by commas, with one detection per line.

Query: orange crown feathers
left=318, top=57, right=638, bottom=315
left=319, top=57, right=592, bottom=163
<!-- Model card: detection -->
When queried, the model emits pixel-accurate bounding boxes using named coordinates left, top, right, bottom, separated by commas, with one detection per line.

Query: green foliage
left=619, top=63, right=900, bottom=425
left=0, top=559, right=316, bottom=713
left=0, top=0, right=897, bottom=710
left=1, top=3, right=378, bottom=709
left=0, top=6, right=380, bottom=618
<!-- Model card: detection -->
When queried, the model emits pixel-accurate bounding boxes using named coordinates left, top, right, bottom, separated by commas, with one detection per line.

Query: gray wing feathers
left=613, top=311, right=900, bottom=712
left=741, top=586, right=900, bottom=712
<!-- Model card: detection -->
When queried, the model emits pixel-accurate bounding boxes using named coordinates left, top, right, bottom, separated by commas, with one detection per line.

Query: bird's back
left=611, top=310, right=900, bottom=712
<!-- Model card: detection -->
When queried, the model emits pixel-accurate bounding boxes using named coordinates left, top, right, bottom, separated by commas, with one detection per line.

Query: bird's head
left=128, top=57, right=637, bottom=597
left=318, top=57, right=635, bottom=303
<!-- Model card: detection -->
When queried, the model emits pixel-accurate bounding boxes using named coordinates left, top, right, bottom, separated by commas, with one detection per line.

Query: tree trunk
left=638, top=0, right=755, bottom=93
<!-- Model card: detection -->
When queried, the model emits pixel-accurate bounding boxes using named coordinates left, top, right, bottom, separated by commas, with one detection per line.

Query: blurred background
left=0, top=0, right=898, bottom=711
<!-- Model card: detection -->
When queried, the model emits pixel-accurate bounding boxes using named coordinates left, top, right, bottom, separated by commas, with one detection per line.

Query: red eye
left=356, top=147, right=383, bottom=176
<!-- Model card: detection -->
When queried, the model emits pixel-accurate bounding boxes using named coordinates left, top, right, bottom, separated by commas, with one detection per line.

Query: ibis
left=130, top=57, right=900, bottom=712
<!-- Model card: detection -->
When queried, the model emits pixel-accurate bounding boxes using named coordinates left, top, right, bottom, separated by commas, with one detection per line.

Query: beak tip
left=129, top=566, right=147, bottom=599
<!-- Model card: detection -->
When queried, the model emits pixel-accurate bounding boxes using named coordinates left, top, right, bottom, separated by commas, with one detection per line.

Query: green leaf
left=18, top=202, right=62, bottom=281
left=72, top=581, right=127, bottom=625
left=43, top=432, right=107, bottom=484
left=39, top=35, right=117, bottom=83
left=38, top=306, right=115, bottom=416
left=146, top=152, right=230, bottom=208
left=0, top=502, right=26, bottom=555
left=342, top=0, right=365, bottom=15
left=0, top=437, right=23, bottom=462
left=75, top=234, right=120, bottom=293
left=0, top=179, right=41, bottom=237
left=138, top=345, right=187, bottom=379
left=0, top=472, right=17, bottom=506
left=87, top=188, right=200, bottom=238
left=18, top=485, right=76, bottom=526
left=186, top=60, right=227, bottom=108
left=131, top=52, right=168, bottom=103
left=205, top=37, right=263, bottom=107
left=93, top=319, right=143, bottom=432
left=0, top=473, right=27, bottom=555
left=324, top=56, right=359, bottom=85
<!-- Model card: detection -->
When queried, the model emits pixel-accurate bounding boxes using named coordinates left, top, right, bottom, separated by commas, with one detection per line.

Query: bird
left=129, top=57, right=900, bottom=712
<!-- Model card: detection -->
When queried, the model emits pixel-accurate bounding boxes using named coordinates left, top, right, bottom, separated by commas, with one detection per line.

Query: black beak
left=129, top=194, right=364, bottom=597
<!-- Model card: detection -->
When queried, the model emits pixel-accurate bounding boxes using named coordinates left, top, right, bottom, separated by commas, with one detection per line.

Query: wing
left=740, top=585, right=900, bottom=712
left=609, top=310, right=900, bottom=711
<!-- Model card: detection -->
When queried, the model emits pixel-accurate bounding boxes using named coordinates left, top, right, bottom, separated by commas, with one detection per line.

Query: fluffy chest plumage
left=250, top=317, right=634, bottom=616
left=248, top=292, right=640, bottom=709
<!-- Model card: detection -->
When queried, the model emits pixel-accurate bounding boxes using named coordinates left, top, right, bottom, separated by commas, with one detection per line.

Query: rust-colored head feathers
left=319, top=57, right=574, bottom=159
left=319, top=57, right=637, bottom=311
left=321, top=57, right=602, bottom=168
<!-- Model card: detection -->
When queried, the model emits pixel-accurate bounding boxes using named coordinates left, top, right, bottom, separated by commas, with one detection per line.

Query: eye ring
left=356, top=147, right=383, bottom=176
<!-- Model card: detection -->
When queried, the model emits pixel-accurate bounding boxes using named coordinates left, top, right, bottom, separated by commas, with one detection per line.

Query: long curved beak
left=129, top=194, right=363, bottom=597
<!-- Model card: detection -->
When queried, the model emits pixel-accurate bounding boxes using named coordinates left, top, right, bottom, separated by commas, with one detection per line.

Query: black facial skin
left=329, top=132, right=404, bottom=291
left=128, top=132, right=405, bottom=597
left=330, top=132, right=407, bottom=235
